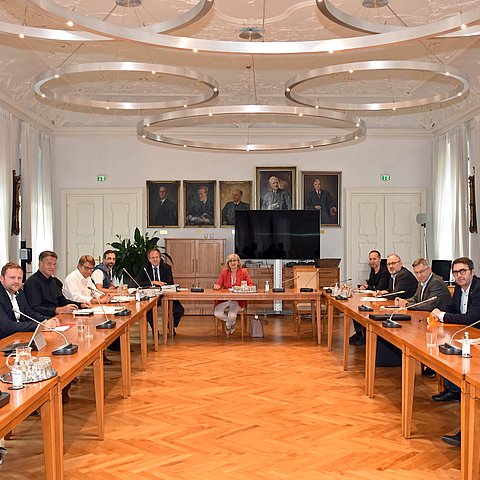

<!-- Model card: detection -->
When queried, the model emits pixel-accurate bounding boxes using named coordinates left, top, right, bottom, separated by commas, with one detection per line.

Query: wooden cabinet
left=164, top=238, right=225, bottom=315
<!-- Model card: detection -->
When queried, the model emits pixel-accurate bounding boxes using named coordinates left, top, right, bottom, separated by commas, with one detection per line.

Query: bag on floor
left=250, top=315, right=264, bottom=338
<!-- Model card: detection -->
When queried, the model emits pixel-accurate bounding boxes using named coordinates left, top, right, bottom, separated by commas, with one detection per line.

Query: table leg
left=93, top=350, right=105, bottom=441
left=120, top=330, right=131, bottom=399
left=161, top=297, right=169, bottom=345
left=402, top=351, right=416, bottom=438
left=463, top=380, right=475, bottom=480
left=152, top=300, right=159, bottom=352
left=40, top=389, right=57, bottom=480
left=365, top=328, right=377, bottom=397
left=327, top=300, right=334, bottom=351
left=344, top=314, right=352, bottom=370
left=53, top=385, right=64, bottom=480
left=139, top=312, right=148, bottom=370
left=316, top=299, right=322, bottom=345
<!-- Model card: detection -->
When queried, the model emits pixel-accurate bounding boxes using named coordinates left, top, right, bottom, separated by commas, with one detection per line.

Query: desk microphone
left=143, top=267, right=155, bottom=287
left=273, top=275, right=299, bottom=293
left=382, top=296, right=438, bottom=328
left=378, top=290, right=405, bottom=299
left=13, top=309, right=78, bottom=355
left=300, top=269, right=319, bottom=292
left=438, top=318, right=480, bottom=355
left=87, top=287, right=117, bottom=329
left=122, top=268, right=141, bottom=288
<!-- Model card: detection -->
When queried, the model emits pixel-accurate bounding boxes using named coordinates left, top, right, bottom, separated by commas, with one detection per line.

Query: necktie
left=153, top=267, right=159, bottom=281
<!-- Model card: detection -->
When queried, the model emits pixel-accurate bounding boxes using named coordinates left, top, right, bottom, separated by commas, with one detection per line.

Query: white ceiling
left=1, top=0, right=480, bottom=132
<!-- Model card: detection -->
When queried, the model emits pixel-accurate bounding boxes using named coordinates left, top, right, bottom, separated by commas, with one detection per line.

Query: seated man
left=429, top=257, right=480, bottom=448
left=63, top=255, right=112, bottom=304
left=376, top=253, right=417, bottom=299
left=92, top=250, right=119, bottom=294
left=0, top=262, right=59, bottom=339
left=136, top=248, right=184, bottom=335
left=24, top=250, right=87, bottom=316
left=350, top=250, right=390, bottom=346
left=395, top=258, right=451, bottom=311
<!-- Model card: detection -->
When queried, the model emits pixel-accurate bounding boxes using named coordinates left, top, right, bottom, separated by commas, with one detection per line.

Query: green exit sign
left=380, top=175, right=391, bottom=181
left=97, top=175, right=106, bottom=182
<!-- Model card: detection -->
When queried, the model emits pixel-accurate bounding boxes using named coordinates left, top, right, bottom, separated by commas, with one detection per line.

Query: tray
left=0, top=370, right=57, bottom=385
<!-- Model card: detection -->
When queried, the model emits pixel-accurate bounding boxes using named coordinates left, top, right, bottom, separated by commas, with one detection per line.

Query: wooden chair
left=292, top=266, right=322, bottom=336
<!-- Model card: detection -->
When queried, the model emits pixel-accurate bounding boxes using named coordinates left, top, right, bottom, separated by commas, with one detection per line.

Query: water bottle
left=265, top=281, right=270, bottom=292
left=462, top=332, right=471, bottom=358
left=11, top=364, right=24, bottom=390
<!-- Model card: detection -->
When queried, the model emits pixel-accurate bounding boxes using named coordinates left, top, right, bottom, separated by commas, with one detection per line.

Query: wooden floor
left=1, top=313, right=462, bottom=479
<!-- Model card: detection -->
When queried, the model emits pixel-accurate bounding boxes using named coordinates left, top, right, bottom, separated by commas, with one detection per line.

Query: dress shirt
left=439, top=284, right=471, bottom=321
left=63, top=268, right=97, bottom=303
left=9, top=292, right=20, bottom=320
left=420, top=273, right=432, bottom=301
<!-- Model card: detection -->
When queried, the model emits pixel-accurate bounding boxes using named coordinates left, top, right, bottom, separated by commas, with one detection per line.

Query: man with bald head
left=376, top=253, right=417, bottom=299
left=261, top=176, right=291, bottom=210
left=221, top=188, right=250, bottom=225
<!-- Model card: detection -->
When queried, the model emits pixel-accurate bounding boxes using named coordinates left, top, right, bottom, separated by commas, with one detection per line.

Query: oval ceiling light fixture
left=34, top=62, right=219, bottom=110
left=29, top=0, right=480, bottom=53
left=316, top=0, right=480, bottom=38
left=0, top=0, right=213, bottom=41
left=285, top=61, right=469, bottom=111
left=137, top=105, right=366, bottom=151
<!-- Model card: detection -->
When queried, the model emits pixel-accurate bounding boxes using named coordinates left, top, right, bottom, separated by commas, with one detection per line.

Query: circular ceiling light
left=34, top=62, right=219, bottom=110
left=28, top=0, right=480, bottom=53
left=0, top=0, right=213, bottom=41
left=317, top=0, right=480, bottom=38
left=137, top=105, right=366, bottom=151
left=285, top=61, right=469, bottom=111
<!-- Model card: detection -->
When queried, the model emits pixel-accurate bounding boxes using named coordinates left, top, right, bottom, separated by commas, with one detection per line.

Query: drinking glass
left=77, top=318, right=86, bottom=339
left=426, top=332, right=437, bottom=348
left=84, top=324, right=94, bottom=340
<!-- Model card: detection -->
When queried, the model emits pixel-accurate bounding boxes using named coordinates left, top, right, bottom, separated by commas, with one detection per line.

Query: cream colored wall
left=52, top=132, right=432, bottom=279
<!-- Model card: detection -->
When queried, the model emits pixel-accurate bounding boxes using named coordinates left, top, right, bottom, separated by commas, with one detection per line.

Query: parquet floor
left=1, top=314, right=462, bottom=479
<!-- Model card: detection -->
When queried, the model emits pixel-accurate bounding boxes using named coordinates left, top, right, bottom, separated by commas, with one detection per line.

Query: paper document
left=360, top=297, right=387, bottom=302
left=54, top=325, right=71, bottom=332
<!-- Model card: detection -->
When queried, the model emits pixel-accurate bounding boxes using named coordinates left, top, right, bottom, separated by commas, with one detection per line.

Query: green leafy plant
left=108, top=228, right=171, bottom=284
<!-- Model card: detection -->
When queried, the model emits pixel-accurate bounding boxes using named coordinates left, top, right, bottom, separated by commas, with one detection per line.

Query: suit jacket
left=151, top=198, right=178, bottom=227
left=305, top=189, right=337, bottom=224
left=136, top=260, right=174, bottom=287
left=221, top=201, right=250, bottom=225
left=387, top=267, right=418, bottom=299
left=261, top=189, right=291, bottom=210
left=214, top=268, right=253, bottom=308
left=444, top=275, right=480, bottom=325
left=405, top=273, right=451, bottom=311
left=0, top=284, right=48, bottom=340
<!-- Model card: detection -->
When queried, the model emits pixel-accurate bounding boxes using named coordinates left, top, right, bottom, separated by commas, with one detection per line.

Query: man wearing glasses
left=395, top=258, right=451, bottom=311
left=375, top=253, right=417, bottom=299
left=428, top=257, right=480, bottom=447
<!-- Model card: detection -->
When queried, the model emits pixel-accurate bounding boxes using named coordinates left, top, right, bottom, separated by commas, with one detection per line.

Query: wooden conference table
left=161, top=288, right=323, bottom=345
left=323, top=291, right=480, bottom=480
left=0, top=295, right=158, bottom=479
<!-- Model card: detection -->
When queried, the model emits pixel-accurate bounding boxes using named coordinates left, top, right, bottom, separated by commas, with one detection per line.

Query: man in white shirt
left=63, top=255, right=112, bottom=304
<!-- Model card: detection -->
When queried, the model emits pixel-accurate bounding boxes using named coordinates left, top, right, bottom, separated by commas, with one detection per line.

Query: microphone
left=87, top=287, right=117, bottom=328
left=377, top=290, right=405, bottom=298
left=382, top=296, right=438, bottom=328
left=300, top=269, right=319, bottom=292
left=13, top=309, right=78, bottom=355
left=438, top=318, right=480, bottom=355
left=273, top=275, right=300, bottom=293
left=122, top=268, right=141, bottom=288
left=143, top=267, right=155, bottom=287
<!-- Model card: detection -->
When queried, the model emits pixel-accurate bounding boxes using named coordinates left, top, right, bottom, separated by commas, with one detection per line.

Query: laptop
left=1, top=323, right=47, bottom=355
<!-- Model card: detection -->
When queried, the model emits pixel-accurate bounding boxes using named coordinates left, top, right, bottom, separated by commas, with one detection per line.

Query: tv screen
left=235, top=210, right=321, bottom=260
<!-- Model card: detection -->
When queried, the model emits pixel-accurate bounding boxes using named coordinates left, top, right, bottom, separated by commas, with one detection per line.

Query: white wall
left=53, top=131, right=432, bottom=278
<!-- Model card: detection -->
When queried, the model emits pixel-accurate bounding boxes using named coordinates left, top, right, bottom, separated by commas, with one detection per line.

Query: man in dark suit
left=395, top=258, right=451, bottom=311
left=376, top=253, right=417, bottom=299
left=221, top=188, right=250, bottom=225
left=151, top=185, right=178, bottom=227
left=186, top=185, right=214, bottom=225
left=0, top=262, right=59, bottom=339
left=305, top=178, right=337, bottom=224
left=428, top=257, right=480, bottom=447
left=136, top=248, right=184, bottom=335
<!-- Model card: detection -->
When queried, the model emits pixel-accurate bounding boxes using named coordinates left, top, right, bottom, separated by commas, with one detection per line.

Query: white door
left=62, top=189, right=142, bottom=278
left=346, top=189, right=425, bottom=286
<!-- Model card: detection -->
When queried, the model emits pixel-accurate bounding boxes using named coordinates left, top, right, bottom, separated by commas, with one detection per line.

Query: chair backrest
left=293, top=266, right=320, bottom=291
left=431, top=259, right=452, bottom=282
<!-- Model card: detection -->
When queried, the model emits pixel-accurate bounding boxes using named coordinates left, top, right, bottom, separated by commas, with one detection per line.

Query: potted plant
left=108, top=228, right=171, bottom=286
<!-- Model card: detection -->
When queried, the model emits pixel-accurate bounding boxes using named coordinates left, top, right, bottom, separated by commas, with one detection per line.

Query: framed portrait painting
left=146, top=180, right=180, bottom=227
left=255, top=166, right=297, bottom=210
left=184, top=180, right=216, bottom=227
left=302, top=171, right=341, bottom=226
left=219, top=181, right=252, bottom=226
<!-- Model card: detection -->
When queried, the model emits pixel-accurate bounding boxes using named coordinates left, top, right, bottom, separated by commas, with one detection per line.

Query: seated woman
left=213, top=253, right=254, bottom=335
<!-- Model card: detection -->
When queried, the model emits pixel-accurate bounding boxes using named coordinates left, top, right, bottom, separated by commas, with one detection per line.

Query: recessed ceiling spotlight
left=239, top=27, right=263, bottom=40
left=362, top=0, right=388, bottom=7
left=66, top=20, right=74, bottom=27
left=115, top=0, right=142, bottom=6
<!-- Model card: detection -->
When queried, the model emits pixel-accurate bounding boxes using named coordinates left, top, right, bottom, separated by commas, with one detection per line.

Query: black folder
left=368, top=313, right=411, bottom=321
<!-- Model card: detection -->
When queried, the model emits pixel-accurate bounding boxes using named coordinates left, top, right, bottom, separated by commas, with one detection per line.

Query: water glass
left=426, top=331, right=437, bottom=348
left=39, top=357, right=53, bottom=378
left=84, top=324, right=94, bottom=340
left=77, top=318, right=86, bottom=339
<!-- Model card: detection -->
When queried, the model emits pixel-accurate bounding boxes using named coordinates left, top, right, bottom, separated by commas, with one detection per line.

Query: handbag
left=249, top=315, right=264, bottom=338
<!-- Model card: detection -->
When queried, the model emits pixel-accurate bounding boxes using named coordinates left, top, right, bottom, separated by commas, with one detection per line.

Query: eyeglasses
left=414, top=267, right=430, bottom=276
left=386, top=261, right=400, bottom=267
left=81, top=265, right=94, bottom=271
left=452, top=268, right=471, bottom=277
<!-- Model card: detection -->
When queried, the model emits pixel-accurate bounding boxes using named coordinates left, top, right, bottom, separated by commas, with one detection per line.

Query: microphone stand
left=272, top=275, right=299, bottom=293
left=143, top=267, right=156, bottom=288
left=122, top=268, right=142, bottom=289
left=438, top=318, right=480, bottom=356
left=87, top=287, right=117, bottom=329
left=14, top=309, right=78, bottom=355
left=300, top=269, right=319, bottom=293
left=382, top=296, right=438, bottom=329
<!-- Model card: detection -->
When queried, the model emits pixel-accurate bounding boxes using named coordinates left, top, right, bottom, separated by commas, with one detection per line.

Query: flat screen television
left=235, top=210, right=321, bottom=260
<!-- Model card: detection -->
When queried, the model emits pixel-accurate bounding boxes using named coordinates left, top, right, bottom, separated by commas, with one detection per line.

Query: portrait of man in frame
left=255, top=167, right=297, bottom=210
left=219, top=181, right=252, bottom=226
left=147, top=180, right=180, bottom=227
left=302, top=171, right=341, bottom=226
left=184, top=180, right=216, bottom=227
